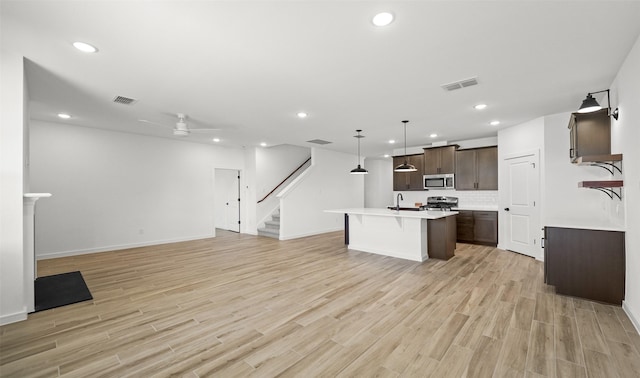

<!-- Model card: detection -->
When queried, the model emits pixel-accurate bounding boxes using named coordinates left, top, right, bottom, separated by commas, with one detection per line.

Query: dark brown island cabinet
left=455, top=146, right=498, bottom=190
left=456, top=210, right=498, bottom=246
left=423, top=145, right=457, bottom=175
left=544, top=226, right=625, bottom=305
left=568, top=108, right=611, bottom=162
left=427, top=216, right=457, bottom=260
left=393, top=154, right=424, bottom=191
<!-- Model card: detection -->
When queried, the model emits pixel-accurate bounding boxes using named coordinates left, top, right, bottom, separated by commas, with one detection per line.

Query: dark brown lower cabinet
left=427, top=216, right=457, bottom=260
left=455, top=210, right=497, bottom=246
left=544, top=226, right=625, bottom=305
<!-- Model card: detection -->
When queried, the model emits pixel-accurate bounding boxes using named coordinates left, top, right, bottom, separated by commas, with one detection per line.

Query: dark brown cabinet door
left=455, top=147, right=497, bottom=190
left=544, top=226, right=624, bottom=305
left=476, top=147, right=498, bottom=190
left=456, top=211, right=474, bottom=242
left=393, top=156, right=409, bottom=191
left=423, top=146, right=456, bottom=175
left=473, top=211, right=498, bottom=244
left=567, top=109, right=611, bottom=162
left=408, top=154, right=424, bottom=190
left=393, top=154, right=424, bottom=191
left=439, top=146, right=456, bottom=174
left=423, top=149, right=440, bottom=175
left=455, top=149, right=476, bottom=190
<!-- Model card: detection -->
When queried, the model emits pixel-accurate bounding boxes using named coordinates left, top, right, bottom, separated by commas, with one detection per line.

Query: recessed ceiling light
left=490, top=120, right=500, bottom=126
left=72, top=41, right=98, bottom=53
left=57, top=113, right=71, bottom=119
left=372, top=12, right=394, bottom=27
left=430, top=133, right=438, bottom=138
left=474, top=104, right=487, bottom=110
left=383, top=154, right=390, bottom=158
left=388, top=139, right=395, bottom=144
left=297, top=112, right=308, bottom=118
left=212, top=138, right=220, bottom=142
left=260, top=142, right=267, bottom=147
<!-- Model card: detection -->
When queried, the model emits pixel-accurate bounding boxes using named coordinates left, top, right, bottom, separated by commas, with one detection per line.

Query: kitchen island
left=325, top=208, right=458, bottom=262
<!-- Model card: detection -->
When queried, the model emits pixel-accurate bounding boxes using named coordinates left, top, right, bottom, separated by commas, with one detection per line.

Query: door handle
left=504, top=208, right=510, bottom=211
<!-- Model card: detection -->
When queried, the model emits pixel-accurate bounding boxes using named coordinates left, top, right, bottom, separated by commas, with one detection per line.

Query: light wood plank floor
left=1, top=230, right=639, bottom=377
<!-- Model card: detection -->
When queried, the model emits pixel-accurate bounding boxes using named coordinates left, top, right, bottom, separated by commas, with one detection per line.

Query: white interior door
left=503, top=152, right=540, bottom=259
left=214, top=169, right=240, bottom=232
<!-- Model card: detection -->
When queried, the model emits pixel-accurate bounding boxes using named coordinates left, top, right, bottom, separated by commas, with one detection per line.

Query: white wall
left=278, top=148, right=364, bottom=240
left=364, top=158, right=393, bottom=208
left=0, top=52, right=27, bottom=325
left=29, top=121, right=245, bottom=258
left=610, top=34, right=640, bottom=331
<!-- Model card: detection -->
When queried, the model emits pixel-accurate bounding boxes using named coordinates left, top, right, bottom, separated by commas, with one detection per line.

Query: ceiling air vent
left=440, top=77, right=479, bottom=91
left=306, top=139, right=332, bottom=145
left=112, top=95, right=137, bottom=105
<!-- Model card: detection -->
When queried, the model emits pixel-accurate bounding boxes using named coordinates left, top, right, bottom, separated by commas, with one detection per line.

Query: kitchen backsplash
left=393, top=190, right=499, bottom=208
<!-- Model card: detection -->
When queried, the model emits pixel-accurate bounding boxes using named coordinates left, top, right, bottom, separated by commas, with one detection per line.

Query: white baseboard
left=622, top=301, right=640, bottom=334
left=279, top=227, right=343, bottom=241
left=0, top=309, right=27, bottom=326
left=36, top=234, right=215, bottom=260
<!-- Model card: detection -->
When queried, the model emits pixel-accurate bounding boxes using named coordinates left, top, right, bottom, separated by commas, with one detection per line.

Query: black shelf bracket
left=589, top=187, right=622, bottom=200
left=587, top=160, right=622, bottom=175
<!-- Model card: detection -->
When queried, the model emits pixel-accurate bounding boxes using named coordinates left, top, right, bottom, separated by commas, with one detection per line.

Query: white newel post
left=23, top=193, right=52, bottom=313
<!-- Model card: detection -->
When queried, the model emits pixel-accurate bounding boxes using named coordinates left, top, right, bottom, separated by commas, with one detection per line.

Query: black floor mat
left=34, top=271, right=93, bottom=312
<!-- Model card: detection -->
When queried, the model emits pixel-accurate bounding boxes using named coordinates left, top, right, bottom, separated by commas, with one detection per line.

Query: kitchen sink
left=386, top=206, right=424, bottom=211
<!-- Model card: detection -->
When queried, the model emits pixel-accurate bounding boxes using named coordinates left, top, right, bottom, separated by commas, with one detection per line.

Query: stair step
left=258, top=228, right=279, bottom=239
left=265, top=220, right=280, bottom=228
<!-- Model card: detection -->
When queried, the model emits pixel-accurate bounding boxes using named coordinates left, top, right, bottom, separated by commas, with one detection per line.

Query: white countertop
left=325, top=208, right=458, bottom=219
left=545, top=218, right=625, bottom=232
left=452, top=205, right=499, bottom=211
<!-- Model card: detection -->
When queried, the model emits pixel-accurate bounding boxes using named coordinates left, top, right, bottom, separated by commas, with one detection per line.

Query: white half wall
left=29, top=121, right=245, bottom=258
left=0, top=52, right=27, bottom=325
left=278, top=148, right=364, bottom=240
left=611, top=34, right=640, bottom=332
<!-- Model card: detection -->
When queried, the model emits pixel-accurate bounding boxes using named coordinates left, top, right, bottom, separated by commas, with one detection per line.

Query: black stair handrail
left=257, top=157, right=311, bottom=204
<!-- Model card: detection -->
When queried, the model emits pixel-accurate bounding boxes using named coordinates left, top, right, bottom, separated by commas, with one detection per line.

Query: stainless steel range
left=426, top=196, right=458, bottom=211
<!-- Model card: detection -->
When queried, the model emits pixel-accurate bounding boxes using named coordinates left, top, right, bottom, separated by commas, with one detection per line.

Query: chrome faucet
left=396, top=193, right=403, bottom=211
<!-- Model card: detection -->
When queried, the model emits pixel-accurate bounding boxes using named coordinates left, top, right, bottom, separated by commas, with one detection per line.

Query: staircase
left=258, top=208, right=280, bottom=239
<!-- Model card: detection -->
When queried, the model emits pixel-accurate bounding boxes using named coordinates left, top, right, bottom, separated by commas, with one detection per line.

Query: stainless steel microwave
left=424, top=174, right=455, bottom=190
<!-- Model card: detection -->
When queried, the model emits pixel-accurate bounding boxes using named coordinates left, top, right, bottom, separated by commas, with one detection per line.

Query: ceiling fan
left=139, top=113, right=220, bottom=137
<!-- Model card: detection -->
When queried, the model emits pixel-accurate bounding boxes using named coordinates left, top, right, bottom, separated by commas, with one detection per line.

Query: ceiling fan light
left=578, top=93, right=601, bottom=113
left=173, top=129, right=189, bottom=137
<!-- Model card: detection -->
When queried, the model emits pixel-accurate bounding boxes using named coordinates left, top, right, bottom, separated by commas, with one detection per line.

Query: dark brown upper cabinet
left=423, top=145, right=457, bottom=175
left=568, top=108, right=611, bottom=162
left=393, top=154, right=424, bottom=191
left=455, top=146, right=498, bottom=190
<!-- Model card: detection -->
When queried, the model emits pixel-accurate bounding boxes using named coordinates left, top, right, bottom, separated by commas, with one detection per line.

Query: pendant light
left=578, top=89, right=619, bottom=120
left=394, top=120, right=417, bottom=172
left=350, top=129, right=368, bottom=175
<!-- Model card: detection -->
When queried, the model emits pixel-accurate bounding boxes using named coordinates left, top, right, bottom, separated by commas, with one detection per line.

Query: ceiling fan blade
left=189, top=128, right=222, bottom=132
left=138, top=119, right=172, bottom=128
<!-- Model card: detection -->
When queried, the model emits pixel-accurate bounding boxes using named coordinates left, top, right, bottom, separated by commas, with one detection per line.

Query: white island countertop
left=325, top=208, right=458, bottom=219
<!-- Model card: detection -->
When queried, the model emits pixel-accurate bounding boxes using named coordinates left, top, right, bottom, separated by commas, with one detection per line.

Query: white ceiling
left=3, top=1, right=640, bottom=158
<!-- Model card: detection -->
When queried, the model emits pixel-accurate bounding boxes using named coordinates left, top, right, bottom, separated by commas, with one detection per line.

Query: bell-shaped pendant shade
left=394, top=120, right=417, bottom=172
left=577, top=93, right=601, bottom=113
left=350, top=129, right=368, bottom=175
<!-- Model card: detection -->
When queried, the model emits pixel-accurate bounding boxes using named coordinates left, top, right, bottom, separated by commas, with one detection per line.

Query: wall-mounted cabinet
left=455, top=147, right=498, bottom=190
left=568, top=108, right=611, bottom=162
left=423, top=145, right=457, bottom=175
left=393, top=154, right=424, bottom=191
